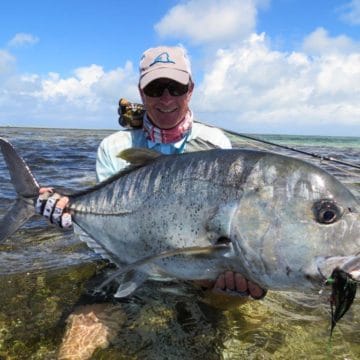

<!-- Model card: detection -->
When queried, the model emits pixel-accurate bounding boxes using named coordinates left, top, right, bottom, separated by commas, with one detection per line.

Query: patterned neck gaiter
left=142, top=110, right=193, bottom=144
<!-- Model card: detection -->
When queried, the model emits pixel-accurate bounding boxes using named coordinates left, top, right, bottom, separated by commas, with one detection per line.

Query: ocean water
left=0, top=126, right=359, bottom=359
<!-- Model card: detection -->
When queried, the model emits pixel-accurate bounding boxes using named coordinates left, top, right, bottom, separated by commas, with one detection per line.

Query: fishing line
left=118, top=99, right=360, bottom=173
left=321, top=161, right=360, bottom=178
left=219, top=125, right=360, bottom=171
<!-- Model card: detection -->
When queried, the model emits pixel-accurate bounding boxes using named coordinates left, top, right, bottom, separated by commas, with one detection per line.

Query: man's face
left=140, top=78, right=194, bottom=129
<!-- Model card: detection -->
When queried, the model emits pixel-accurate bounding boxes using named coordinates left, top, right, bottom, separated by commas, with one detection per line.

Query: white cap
left=139, top=46, right=192, bottom=89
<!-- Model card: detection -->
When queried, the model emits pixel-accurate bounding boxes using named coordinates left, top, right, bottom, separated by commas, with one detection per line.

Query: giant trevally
left=0, top=137, right=359, bottom=331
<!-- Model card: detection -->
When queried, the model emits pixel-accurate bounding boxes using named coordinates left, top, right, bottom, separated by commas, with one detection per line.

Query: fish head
left=228, top=152, right=360, bottom=291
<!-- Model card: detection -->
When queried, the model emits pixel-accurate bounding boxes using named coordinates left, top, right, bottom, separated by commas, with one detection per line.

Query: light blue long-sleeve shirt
left=96, top=122, right=232, bottom=182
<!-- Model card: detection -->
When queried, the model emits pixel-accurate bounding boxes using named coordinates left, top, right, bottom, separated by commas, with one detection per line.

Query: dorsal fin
left=117, top=148, right=161, bottom=166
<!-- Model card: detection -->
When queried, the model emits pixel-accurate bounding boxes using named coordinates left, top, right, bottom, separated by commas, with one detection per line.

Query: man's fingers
left=234, top=273, right=248, bottom=292
left=39, top=187, right=54, bottom=195
left=224, top=271, right=235, bottom=290
left=51, top=196, right=71, bottom=227
left=43, top=193, right=61, bottom=219
left=214, top=273, right=226, bottom=290
left=51, top=208, right=73, bottom=228
left=60, top=213, right=73, bottom=229
left=212, top=272, right=267, bottom=300
left=51, top=207, right=63, bottom=225
left=36, top=189, right=72, bottom=229
left=56, top=196, right=69, bottom=209
left=35, top=188, right=54, bottom=214
left=248, top=281, right=267, bottom=300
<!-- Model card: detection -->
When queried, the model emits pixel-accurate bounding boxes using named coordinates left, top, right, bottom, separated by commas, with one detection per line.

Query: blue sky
left=1, top=0, right=360, bottom=135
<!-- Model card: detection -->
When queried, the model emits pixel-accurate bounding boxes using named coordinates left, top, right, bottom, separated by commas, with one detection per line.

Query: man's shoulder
left=99, top=129, right=145, bottom=151
left=101, top=129, right=134, bottom=144
left=191, top=122, right=232, bottom=149
left=96, top=129, right=147, bottom=182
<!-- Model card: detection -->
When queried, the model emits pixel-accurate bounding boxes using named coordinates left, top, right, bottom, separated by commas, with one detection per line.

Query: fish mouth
left=325, top=266, right=358, bottom=336
left=315, top=256, right=360, bottom=282
left=315, top=257, right=360, bottom=336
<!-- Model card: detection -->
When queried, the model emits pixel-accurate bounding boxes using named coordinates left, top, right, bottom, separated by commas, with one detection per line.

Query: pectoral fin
left=97, top=244, right=230, bottom=298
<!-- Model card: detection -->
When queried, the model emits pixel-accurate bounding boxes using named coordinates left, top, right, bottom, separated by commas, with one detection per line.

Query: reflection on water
left=0, top=127, right=359, bottom=359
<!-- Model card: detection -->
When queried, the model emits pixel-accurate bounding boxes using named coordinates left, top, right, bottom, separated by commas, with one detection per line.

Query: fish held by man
left=0, top=137, right=360, bottom=319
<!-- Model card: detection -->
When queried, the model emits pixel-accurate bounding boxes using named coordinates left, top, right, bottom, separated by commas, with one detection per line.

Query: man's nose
left=160, top=88, right=173, bottom=100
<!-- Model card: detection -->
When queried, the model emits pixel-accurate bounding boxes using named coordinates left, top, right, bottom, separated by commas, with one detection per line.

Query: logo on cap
left=150, top=52, right=175, bottom=67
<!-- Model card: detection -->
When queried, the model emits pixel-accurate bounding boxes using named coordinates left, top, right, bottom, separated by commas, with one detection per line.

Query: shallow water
left=0, top=127, right=359, bottom=359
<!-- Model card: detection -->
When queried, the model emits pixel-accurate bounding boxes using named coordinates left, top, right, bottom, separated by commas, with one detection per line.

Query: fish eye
left=313, top=200, right=342, bottom=224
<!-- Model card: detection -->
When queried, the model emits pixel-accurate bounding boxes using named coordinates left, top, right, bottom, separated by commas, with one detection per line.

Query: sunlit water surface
left=0, top=127, right=359, bottom=359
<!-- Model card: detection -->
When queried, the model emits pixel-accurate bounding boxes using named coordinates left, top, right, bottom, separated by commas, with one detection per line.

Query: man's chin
left=154, top=113, right=182, bottom=129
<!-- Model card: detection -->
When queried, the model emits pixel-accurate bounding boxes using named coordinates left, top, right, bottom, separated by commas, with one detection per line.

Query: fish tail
left=0, top=138, right=40, bottom=242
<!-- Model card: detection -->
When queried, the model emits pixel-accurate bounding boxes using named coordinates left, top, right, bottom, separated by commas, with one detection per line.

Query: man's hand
left=36, top=188, right=72, bottom=228
left=214, top=271, right=267, bottom=299
left=197, top=271, right=267, bottom=300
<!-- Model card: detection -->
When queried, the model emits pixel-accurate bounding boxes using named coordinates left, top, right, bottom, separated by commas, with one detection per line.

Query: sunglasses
left=143, top=80, right=189, bottom=97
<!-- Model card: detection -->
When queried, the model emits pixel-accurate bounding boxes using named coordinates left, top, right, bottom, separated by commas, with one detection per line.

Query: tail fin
left=0, top=138, right=40, bottom=242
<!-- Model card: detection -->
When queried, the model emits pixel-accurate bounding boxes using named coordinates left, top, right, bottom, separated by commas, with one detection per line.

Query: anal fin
left=114, top=270, right=149, bottom=298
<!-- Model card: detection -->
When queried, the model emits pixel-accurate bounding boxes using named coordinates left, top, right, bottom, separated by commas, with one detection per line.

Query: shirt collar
left=146, top=130, right=190, bottom=154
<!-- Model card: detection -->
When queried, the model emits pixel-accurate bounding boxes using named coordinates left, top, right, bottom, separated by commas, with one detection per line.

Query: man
left=39, top=46, right=266, bottom=358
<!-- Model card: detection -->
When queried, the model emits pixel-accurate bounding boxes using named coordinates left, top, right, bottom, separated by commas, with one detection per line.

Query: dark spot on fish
left=286, top=266, right=292, bottom=276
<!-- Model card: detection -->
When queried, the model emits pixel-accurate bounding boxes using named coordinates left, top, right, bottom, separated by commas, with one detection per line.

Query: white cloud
left=155, top=0, right=260, bottom=45
left=35, top=62, right=139, bottom=106
left=339, top=0, right=360, bottom=25
left=39, top=65, right=104, bottom=102
left=0, top=61, right=140, bottom=128
left=0, top=50, right=16, bottom=75
left=192, top=32, right=360, bottom=135
left=1, top=31, right=360, bottom=134
left=302, top=27, right=360, bottom=55
left=8, top=33, right=39, bottom=48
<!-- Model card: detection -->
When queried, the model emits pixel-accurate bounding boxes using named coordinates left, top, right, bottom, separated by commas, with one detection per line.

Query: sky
left=0, top=0, right=360, bottom=136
